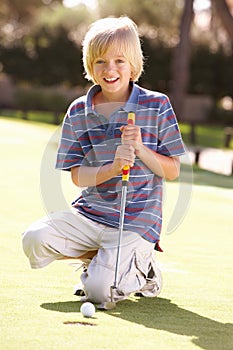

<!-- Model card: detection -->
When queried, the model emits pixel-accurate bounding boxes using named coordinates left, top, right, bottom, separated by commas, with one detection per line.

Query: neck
left=97, top=85, right=132, bottom=104
left=92, top=84, right=132, bottom=119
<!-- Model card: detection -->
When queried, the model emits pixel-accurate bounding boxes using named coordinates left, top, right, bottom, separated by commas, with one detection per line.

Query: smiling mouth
left=104, top=77, right=119, bottom=83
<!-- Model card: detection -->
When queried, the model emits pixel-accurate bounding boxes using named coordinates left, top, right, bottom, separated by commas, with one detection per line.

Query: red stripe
left=60, top=144, right=81, bottom=151
left=159, top=130, right=179, bottom=140
left=70, top=102, right=85, bottom=113
left=95, top=150, right=115, bottom=155
left=79, top=135, right=105, bottom=140
left=158, top=114, right=174, bottom=125
left=168, top=144, right=184, bottom=152
left=63, top=129, right=76, bottom=136
left=57, top=158, right=80, bottom=163
left=126, top=204, right=162, bottom=213
left=139, top=97, right=166, bottom=105
left=134, top=115, right=158, bottom=122
left=134, top=227, right=159, bottom=241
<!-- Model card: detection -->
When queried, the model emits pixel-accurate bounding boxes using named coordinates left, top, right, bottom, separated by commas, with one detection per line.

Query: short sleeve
left=157, top=96, right=186, bottom=157
left=55, top=114, right=84, bottom=171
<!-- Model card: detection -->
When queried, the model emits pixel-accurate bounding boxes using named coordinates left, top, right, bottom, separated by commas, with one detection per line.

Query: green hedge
left=14, top=86, right=69, bottom=124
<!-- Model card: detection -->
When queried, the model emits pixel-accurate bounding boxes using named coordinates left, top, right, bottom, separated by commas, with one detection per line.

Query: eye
left=95, top=59, right=105, bottom=64
left=116, top=59, right=125, bottom=64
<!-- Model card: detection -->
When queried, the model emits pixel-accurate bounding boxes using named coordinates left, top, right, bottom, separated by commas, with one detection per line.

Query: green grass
left=1, top=117, right=233, bottom=350
left=179, top=123, right=233, bottom=149
left=0, top=109, right=62, bottom=125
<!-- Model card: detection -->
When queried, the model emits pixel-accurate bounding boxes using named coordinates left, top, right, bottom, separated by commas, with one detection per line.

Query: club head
left=96, top=285, right=117, bottom=310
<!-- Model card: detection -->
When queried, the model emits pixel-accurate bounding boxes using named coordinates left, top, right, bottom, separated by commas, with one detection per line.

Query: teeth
left=105, top=77, right=118, bottom=82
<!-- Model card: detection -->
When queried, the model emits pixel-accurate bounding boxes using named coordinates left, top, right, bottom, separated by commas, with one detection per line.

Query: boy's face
left=92, top=46, right=132, bottom=101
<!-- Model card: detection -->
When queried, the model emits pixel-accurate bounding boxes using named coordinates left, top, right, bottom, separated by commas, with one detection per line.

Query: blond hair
left=82, top=16, right=144, bottom=83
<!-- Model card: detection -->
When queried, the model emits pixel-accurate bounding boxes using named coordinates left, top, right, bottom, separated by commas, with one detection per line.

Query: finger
left=123, top=126, right=136, bottom=134
left=122, top=126, right=140, bottom=137
left=115, top=150, right=135, bottom=164
left=120, top=158, right=135, bottom=168
left=123, top=133, right=137, bottom=140
left=124, top=125, right=138, bottom=132
left=116, top=151, right=135, bottom=162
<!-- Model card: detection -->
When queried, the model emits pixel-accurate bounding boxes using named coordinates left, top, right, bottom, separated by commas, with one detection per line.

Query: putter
left=104, top=111, right=135, bottom=310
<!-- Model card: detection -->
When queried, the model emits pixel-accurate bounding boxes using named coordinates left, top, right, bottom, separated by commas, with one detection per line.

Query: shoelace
left=69, top=259, right=92, bottom=272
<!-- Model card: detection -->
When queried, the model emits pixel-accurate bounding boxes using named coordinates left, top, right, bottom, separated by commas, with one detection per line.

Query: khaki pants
left=22, top=209, right=162, bottom=304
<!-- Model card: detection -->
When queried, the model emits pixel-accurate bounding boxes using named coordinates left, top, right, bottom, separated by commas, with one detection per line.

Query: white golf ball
left=80, top=302, right=95, bottom=318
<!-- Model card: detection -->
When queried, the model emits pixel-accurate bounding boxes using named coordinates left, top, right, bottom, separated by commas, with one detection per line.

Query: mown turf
left=0, top=117, right=232, bottom=350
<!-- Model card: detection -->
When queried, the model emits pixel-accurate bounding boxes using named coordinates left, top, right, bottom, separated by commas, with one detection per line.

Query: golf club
left=103, top=111, right=135, bottom=310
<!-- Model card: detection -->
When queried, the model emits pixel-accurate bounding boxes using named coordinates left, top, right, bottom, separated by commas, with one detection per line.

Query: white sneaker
left=73, top=282, right=85, bottom=296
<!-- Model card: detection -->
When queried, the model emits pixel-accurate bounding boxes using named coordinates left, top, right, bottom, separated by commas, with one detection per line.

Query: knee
left=22, top=221, right=48, bottom=258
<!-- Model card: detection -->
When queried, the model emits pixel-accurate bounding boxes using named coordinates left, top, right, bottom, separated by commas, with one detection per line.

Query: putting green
left=1, top=118, right=232, bottom=350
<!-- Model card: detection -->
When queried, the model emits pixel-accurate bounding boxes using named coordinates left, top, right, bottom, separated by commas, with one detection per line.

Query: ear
left=130, top=72, right=136, bottom=82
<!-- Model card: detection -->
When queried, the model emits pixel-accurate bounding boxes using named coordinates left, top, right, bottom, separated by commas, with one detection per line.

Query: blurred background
left=0, top=0, right=233, bottom=174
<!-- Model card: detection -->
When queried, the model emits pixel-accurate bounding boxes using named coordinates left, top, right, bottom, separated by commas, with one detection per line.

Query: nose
left=104, top=61, right=116, bottom=72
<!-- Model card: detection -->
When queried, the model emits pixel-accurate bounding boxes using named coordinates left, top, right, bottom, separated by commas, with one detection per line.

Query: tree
left=0, top=26, right=85, bottom=86
left=33, top=26, right=85, bottom=86
left=171, top=0, right=194, bottom=120
left=212, top=0, right=233, bottom=40
left=98, top=0, right=182, bottom=45
left=0, top=0, right=63, bottom=45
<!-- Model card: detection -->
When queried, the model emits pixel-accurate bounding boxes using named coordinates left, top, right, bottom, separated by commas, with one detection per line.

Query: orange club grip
left=122, top=112, right=135, bottom=182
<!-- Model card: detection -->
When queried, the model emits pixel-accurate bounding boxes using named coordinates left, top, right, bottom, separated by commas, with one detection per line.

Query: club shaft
left=111, top=111, right=135, bottom=302
left=113, top=184, right=128, bottom=288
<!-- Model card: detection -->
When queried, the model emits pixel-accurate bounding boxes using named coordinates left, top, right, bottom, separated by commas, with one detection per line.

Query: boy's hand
left=113, top=144, right=136, bottom=173
left=111, top=125, right=143, bottom=175
left=120, top=125, right=143, bottom=155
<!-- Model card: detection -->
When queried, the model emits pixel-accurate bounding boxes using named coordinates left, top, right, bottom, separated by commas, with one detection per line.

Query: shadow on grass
left=41, top=297, right=233, bottom=350
left=41, top=300, right=79, bottom=313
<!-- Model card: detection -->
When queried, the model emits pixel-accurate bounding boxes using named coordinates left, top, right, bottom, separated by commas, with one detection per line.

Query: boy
left=22, top=16, right=186, bottom=308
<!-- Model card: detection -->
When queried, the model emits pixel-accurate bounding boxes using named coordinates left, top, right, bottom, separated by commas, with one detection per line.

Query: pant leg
left=22, top=210, right=103, bottom=268
left=80, top=228, right=162, bottom=305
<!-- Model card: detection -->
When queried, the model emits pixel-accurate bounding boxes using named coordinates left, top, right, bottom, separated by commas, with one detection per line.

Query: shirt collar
left=123, top=82, right=140, bottom=113
left=85, top=84, right=101, bottom=116
left=85, top=82, right=140, bottom=116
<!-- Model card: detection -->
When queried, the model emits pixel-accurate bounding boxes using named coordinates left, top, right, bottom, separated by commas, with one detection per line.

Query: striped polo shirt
left=56, top=83, right=186, bottom=245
